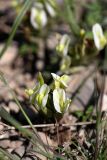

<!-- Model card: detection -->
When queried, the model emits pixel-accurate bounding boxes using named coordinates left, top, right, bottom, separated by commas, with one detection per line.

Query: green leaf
left=37, top=72, right=44, bottom=86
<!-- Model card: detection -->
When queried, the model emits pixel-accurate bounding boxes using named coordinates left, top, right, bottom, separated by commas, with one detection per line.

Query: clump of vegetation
left=0, top=0, right=107, bottom=159
left=26, top=72, right=71, bottom=118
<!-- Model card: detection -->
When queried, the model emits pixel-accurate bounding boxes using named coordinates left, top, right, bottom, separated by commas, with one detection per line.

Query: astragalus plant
left=26, top=72, right=71, bottom=119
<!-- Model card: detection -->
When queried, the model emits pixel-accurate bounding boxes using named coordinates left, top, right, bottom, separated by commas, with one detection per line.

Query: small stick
left=2, top=121, right=96, bottom=131
left=55, top=117, right=59, bottom=145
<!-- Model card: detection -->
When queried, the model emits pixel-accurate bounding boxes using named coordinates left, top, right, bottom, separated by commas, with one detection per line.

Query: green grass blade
left=0, top=108, right=51, bottom=159
left=0, top=71, right=38, bottom=135
left=64, top=0, right=80, bottom=35
left=0, top=72, right=55, bottom=158
left=0, top=107, right=33, bottom=138
left=0, top=72, right=46, bottom=145
left=0, top=147, right=20, bottom=160
left=0, top=0, right=33, bottom=59
left=0, top=107, right=58, bottom=160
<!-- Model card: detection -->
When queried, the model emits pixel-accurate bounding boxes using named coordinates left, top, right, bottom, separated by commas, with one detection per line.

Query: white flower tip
left=53, top=89, right=61, bottom=113
left=51, top=73, right=59, bottom=80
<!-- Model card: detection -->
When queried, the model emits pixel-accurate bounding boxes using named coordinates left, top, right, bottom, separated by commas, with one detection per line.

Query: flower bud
left=56, top=34, right=70, bottom=56
left=80, top=29, right=85, bottom=37
left=60, top=55, right=71, bottom=71
left=25, top=89, right=34, bottom=96
left=36, top=84, right=50, bottom=108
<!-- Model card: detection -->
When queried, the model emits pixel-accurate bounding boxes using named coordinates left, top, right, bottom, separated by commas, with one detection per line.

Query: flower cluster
left=26, top=72, right=71, bottom=116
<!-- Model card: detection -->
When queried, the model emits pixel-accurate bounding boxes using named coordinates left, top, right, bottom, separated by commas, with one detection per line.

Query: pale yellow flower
left=53, top=88, right=71, bottom=113
left=92, top=23, right=106, bottom=50
left=30, top=3, right=47, bottom=29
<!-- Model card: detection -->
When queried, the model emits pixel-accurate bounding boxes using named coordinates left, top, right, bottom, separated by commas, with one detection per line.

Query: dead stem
left=0, top=121, right=96, bottom=131
left=94, top=70, right=106, bottom=159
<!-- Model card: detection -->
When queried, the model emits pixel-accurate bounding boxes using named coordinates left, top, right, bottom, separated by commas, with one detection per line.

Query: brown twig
left=1, top=121, right=96, bottom=131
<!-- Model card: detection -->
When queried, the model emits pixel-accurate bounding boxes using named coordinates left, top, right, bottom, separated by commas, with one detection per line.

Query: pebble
left=9, top=101, right=19, bottom=113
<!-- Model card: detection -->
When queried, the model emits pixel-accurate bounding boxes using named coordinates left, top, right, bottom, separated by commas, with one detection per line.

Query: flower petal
left=53, top=89, right=61, bottom=113
left=45, top=2, right=56, bottom=17
left=42, top=94, right=49, bottom=107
